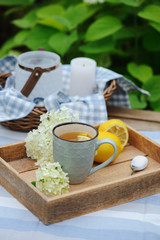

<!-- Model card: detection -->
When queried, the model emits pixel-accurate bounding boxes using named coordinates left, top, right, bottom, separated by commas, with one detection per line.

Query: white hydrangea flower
left=83, top=0, right=104, bottom=4
left=25, top=107, right=78, bottom=165
left=25, top=107, right=78, bottom=195
left=36, top=162, right=69, bottom=195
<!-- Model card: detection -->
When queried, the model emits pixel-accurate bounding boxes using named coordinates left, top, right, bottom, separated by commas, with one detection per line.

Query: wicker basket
left=0, top=72, right=116, bottom=132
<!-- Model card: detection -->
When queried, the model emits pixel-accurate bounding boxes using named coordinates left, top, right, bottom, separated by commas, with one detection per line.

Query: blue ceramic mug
left=52, top=122, right=117, bottom=184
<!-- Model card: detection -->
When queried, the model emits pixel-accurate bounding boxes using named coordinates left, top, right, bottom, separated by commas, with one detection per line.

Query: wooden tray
left=0, top=125, right=160, bottom=225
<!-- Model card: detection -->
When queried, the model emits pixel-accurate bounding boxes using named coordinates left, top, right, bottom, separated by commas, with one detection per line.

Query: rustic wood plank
left=9, top=158, right=37, bottom=173
left=0, top=141, right=26, bottom=161
left=45, top=169, right=160, bottom=224
left=20, top=157, right=160, bottom=224
left=112, top=145, right=146, bottom=165
left=108, top=107, right=160, bottom=122
left=127, top=124, right=160, bottom=162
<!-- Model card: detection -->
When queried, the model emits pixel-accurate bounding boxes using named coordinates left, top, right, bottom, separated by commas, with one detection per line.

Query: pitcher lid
left=17, top=50, right=60, bottom=69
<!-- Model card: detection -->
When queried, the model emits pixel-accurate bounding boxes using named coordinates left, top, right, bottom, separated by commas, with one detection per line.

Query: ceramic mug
left=52, top=122, right=117, bottom=184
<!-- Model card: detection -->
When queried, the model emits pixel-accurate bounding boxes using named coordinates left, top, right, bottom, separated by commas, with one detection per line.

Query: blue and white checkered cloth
left=44, top=91, right=108, bottom=124
left=0, top=55, right=17, bottom=73
left=0, top=55, right=149, bottom=125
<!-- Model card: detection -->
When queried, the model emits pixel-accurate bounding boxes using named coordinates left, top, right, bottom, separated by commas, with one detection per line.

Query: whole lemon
left=94, top=131, right=124, bottom=163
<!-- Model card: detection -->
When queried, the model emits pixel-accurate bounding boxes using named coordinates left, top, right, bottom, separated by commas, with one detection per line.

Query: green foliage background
left=0, top=0, right=160, bottom=111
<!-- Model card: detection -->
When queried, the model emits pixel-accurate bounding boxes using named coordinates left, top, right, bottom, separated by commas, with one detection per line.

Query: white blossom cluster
left=83, top=0, right=105, bottom=4
left=25, top=107, right=78, bottom=165
left=36, top=162, right=69, bottom=196
left=25, top=107, right=78, bottom=195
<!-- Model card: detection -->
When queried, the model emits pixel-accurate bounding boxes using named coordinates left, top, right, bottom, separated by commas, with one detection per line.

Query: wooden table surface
left=108, top=107, right=160, bottom=131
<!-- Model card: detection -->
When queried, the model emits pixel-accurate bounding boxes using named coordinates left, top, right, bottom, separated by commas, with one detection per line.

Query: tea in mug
left=59, top=132, right=92, bottom=141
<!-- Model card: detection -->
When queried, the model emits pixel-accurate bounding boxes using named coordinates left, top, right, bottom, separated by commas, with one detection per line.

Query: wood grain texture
left=127, top=124, right=160, bottom=163
left=108, top=107, right=160, bottom=122
left=0, top=141, right=26, bottom=162
left=9, top=158, right=37, bottom=173
left=45, top=169, right=160, bottom=224
left=0, top=125, right=160, bottom=224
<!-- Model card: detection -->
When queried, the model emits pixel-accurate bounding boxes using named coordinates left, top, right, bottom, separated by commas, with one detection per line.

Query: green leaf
left=12, top=9, right=38, bottom=29
left=149, top=21, right=160, bottom=33
left=127, top=62, right=153, bottom=83
left=49, top=30, right=78, bottom=56
left=143, top=75, right=160, bottom=102
left=13, top=19, right=32, bottom=29
left=120, top=0, right=144, bottom=7
left=64, top=4, right=88, bottom=30
left=14, top=30, right=30, bottom=44
left=150, top=100, right=160, bottom=111
left=129, top=92, right=147, bottom=109
left=80, top=4, right=100, bottom=21
left=113, top=28, right=134, bottom=41
left=85, top=16, right=122, bottom=41
left=105, top=0, right=120, bottom=3
left=8, top=50, right=21, bottom=56
left=37, top=4, right=64, bottom=18
left=79, top=37, right=114, bottom=54
left=113, top=48, right=131, bottom=57
left=0, top=0, right=34, bottom=5
left=0, top=30, right=29, bottom=55
left=143, top=28, right=160, bottom=52
left=5, top=6, right=23, bottom=16
left=38, top=16, right=70, bottom=32
left=138, top=4, right=160, bottom=23
left=25, top=25, right=56, bottom=51
left=0, top=37, right=18, bottom=53
left=31, top=181, right=36, bottom=187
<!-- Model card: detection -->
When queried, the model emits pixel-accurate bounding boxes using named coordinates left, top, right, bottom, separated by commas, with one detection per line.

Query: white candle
left=69, top=57, right=96, bottom=96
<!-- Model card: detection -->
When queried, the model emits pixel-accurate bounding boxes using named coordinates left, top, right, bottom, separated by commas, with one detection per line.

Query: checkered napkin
left=0, top=85, right=35, bottom=122
left=0, top=55, right=17, bottom=73
left=60, top=65, right=149, bottom=108
left=0, top=56, right=149, bottom=125
left=44, top=91, right=107, bottom=124
left=44, top=65, right=149, bottom=124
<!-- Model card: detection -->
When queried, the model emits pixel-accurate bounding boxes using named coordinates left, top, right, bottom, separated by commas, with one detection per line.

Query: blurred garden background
left=0, top=0, right=160, bottom=111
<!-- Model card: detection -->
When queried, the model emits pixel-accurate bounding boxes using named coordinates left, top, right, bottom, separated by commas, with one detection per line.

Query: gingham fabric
left=0, top=55, right=17, bottom=73
left=0, top=85, right=35, bottom=122
left=61, top=65, right=149, bottom=109
left=44, top=91, right=107, bottom=124
left=0, top=56, right=149, bottom=125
